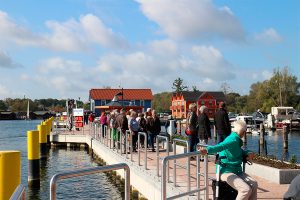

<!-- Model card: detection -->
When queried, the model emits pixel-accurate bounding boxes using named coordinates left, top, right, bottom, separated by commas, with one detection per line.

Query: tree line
left=0, top=98, right=90, bottom=112
left=153, top=67, right=300, bottom=113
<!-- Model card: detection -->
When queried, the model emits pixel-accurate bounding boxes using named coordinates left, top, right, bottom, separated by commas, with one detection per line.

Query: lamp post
left=115, top=88, right=124, bottom=108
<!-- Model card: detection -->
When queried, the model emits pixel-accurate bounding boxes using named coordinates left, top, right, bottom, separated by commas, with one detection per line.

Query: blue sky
left=0, top=0, right=299, bottom=102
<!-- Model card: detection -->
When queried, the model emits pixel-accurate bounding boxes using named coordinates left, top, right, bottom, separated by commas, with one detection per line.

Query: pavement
left=57, top=123, right=290, bottom=199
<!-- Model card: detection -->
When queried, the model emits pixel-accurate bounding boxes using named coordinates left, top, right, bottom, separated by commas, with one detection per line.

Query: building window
left=140, top=100, right=144, bottom=106
left=201, top=100, right=205, bottom=105
left=177, top=101, right=180, bottom=106
left=101, top=100, right=106, bottom=106
left=209, top=100, right=212, bottom=106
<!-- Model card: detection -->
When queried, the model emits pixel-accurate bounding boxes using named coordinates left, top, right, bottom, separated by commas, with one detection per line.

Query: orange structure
left=170, top=91, right=226, bottom=119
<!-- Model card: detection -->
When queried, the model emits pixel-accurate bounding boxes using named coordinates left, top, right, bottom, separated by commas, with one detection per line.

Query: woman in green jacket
left=200, top=120, right=258, bottom=200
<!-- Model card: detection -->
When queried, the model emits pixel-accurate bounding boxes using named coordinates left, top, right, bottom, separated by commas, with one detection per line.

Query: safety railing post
left=161, top=151, right=207, bottom=200
left=120, top=130, right=123, bottom=155
left=138, top=132, right=147, bottom=170
left=172, top=138, right=189, bottom=189
left=156, top=135, right=169, bottom=178
left=50, top=163, right=130, bottom=200
left=125, top=130, right=128, bottom=158
left=130, top=131, right=133, bottom=162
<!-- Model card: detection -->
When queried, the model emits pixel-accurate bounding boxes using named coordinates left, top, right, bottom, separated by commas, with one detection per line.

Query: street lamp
left=115, top=88, right=124, bottom=108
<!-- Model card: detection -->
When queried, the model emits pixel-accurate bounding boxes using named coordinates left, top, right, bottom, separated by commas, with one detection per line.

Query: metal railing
left=10, top=185, right=26, bottom=200
left=156, top=135, right=169, bottom=177
left=161, top=150, right=209, bottom=200
left=138, top=132, right=148, bottom=169
left=172, top=138, right=190, bottom=190
left=50, top=163, right=130, bottom=200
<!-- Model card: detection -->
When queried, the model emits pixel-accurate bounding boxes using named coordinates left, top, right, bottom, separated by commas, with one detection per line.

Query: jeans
left=187, top=134, right=198, bottom=152
left=221, top=172, right=258, bottom=200
left=148, top=133, right=156, bottom=150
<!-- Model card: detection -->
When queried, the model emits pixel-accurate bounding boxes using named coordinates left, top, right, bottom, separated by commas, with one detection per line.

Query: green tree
left=247, top=66, right=299, bottom=112
left=0, top=100, right=8, bottom=110
left=172, top=77, right=188, bottom=92
left=152, top=92, right=173, bottom=113
left=192, top=86, right=199, bottom=92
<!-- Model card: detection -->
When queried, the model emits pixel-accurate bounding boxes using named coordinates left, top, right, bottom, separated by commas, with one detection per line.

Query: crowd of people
left=90, top=108, right=161, bottom=153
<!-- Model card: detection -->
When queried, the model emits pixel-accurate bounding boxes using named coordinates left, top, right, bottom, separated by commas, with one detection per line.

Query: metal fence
left=49, top=163, right=130, bottom=200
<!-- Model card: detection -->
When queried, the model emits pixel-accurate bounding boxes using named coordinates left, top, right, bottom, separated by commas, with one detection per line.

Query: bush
left=289, top=155, right=298, bottom=164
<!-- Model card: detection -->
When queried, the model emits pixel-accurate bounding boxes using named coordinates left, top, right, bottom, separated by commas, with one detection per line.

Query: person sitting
left=283, top=173, right=300, bottom=200
left=200, top=120, right=258, bottom=200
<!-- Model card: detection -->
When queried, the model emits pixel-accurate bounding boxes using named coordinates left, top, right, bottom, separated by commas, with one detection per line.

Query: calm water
left=164, top=126, right=300, bottom=163
left=0, top=120, right=122, bottom=200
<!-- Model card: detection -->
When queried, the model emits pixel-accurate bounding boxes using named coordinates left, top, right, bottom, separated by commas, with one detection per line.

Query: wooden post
left=283, top=126, right=288, bottom=150
left=259, top=124, right=265, bottom=155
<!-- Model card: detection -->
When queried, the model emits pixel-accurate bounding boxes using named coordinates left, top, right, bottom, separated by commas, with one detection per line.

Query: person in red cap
left=214, top=102, right=231, bottom=143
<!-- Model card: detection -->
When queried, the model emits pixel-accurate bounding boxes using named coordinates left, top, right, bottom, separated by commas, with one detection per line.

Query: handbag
left=185, top=127, right=192, bottom=135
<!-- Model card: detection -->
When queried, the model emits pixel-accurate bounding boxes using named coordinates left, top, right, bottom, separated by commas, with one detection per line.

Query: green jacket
left=207, top=132, right=250, bottom=174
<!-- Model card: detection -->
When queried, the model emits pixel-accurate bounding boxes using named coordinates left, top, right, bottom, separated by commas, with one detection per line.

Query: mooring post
left=283, top=126, right=288, bottom=150
left=27, top=130, right=40, bottom=187
left=259, top=124, right=265, bottom=155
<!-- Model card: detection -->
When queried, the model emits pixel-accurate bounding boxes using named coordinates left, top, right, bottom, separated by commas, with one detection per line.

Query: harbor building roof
left=89, top=88, right=153, bottom=100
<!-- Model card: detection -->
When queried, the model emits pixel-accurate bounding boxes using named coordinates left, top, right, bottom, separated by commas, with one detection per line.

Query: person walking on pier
left=129, top=111, right=139, bottom=152
left=146, top=110, right=161, bottom=152
left=214, top=102, right=231, bottom=143
left=116, top=109, right=128, bottom=153
left=197, top=105, right=211, bottom=145
left=137, top=113, right=147, bottom=147
left=186, top=103, right=198, bottom=152
left=200, top=120, right=258, bottom=200
left=100, top=112, right=108, bottom=138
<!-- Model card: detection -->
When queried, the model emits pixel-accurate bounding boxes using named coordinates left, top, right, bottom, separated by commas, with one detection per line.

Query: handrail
left=10, top=185, right=26, bottom=200
left=172, top=138, right=190, bottom=190
left=50, top=163, right=130, bottom=200
left=138, top=132, right=148, bottom=169
left=156, top=135, right=169, bottom=177
left=161, top=151, right=208, bottom=200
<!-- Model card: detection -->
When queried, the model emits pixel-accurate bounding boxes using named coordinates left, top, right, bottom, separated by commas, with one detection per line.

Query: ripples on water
left=0, top=120, right=122, bottom=200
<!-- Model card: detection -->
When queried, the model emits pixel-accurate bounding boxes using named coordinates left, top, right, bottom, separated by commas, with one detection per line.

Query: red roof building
left=170, top=91, right=226, bottom=119
left=89, top=88, right=153, bottom=116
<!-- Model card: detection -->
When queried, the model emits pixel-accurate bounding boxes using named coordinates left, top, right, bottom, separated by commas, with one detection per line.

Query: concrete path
left=56, top=124, right=289, bottom=199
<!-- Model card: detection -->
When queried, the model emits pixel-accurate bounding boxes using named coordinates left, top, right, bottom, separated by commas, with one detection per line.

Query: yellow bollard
left=42, top=121, right=51, bottom=145
left=37, top=124, right=47, bottom=159
left=0, top=151, right=21, bottom=200
left=27, top=130, right=40, bottom=187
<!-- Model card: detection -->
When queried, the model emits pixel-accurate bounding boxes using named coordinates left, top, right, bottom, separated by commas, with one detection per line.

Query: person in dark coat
left=186, top=103, right=198, bottom=152
left=146, top=110, right=161, bottom=152
left=214, top=102, right=231, bottom=144
left=197, top=106, right=211, bottom=145
left=115, top=108, right=128, bottom=153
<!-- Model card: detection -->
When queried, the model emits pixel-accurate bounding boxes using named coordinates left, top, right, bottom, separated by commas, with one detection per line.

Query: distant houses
left=89, top=88, right=153, bottom=116
left=0, top=111, right=55, bottom=120
left=170, top=91, right=226, bottom=119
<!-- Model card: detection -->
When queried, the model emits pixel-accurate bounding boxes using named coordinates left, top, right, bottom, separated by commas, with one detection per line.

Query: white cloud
left=80, top=14, right=128, bottom=49
left=190, top=45, right=235, bottom=80
left=137, top=0, right=244, bottom=41
left=0, top=10, right=127, bottom=52
left=255, top=28, right=282, bottom=43
left=0, top=50, right=22, bottom=68
left=94, top=44, right=235, bottom=93
left=37, top=57, right=83, bottom=74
